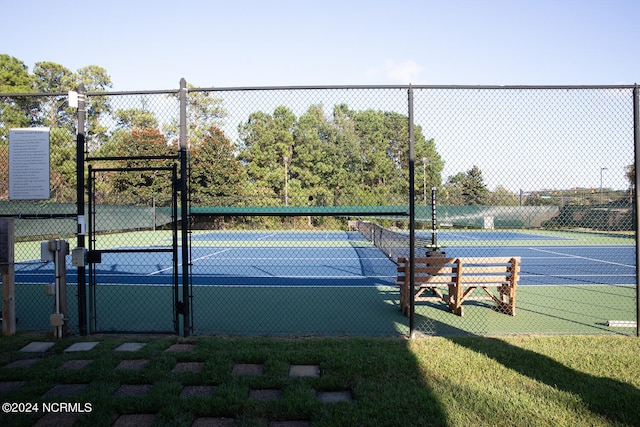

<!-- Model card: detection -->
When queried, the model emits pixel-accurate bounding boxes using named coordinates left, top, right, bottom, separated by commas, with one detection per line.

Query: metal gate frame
left=86, top=159, right=181, bottom=334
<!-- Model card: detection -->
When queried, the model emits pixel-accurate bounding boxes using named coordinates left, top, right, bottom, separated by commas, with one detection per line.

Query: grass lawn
left=0, top=333, right=639, bottom=426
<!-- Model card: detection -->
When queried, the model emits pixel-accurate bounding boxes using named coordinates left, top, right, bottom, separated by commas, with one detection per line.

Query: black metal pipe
left=86, top=155, right=179, bottom=162
left=87, top=165, right=94, bottom=332
left=179, top=78, right=191, bottom=337
left=408, top=86, right=416, bottom=337
left=633, top=84, right=640, bottom=338
left=90, top=166, right=176, bottom=173
left=172, top=164, right=180, bottom=335
left=76, top=84, right=87, bottom=336
left=431, top=186, right=437, bottom=248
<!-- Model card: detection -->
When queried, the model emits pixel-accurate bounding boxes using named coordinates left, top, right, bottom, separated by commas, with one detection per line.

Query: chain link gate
left=86, top=159, right=181, bottom=334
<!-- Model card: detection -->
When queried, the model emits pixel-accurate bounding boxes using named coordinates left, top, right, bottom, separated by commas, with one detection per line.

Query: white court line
left=146, top=268, right=173, bottom=276
left=256, top=232, right=278, bottom=241
left=528, top=247, right=635, bottom=269
left=442, top=233, right=482, bottom=240
left=145, top=245, right=380, bottom=276
left=146, top=248, right=234, bottom=276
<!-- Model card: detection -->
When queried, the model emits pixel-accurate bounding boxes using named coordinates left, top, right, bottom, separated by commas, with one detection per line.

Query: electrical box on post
left=71, top=248, right=87, bottom=267
left=40, top=241, right=54, bottom=262
left=50, top=313, right=64, bottom=327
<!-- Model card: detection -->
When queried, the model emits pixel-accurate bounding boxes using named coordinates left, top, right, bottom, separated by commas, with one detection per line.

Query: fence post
left=76, top=83, right=88, bottom=336
left=179, top=78, right=191, bottom=337
left=1, top=218, right=15, bottom=336
left=633, top=84, right=639, bottom=338
left=408, top=85, right=416, bottom=338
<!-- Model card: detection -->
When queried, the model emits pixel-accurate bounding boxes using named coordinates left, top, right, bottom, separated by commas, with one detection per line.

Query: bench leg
left=448, top=283, right=465, bottom=316
left=402, top=289, right=410, bottom=317
left=498, top=285, right=516, bottom=316
left=399, top=282, right=410, bottom=317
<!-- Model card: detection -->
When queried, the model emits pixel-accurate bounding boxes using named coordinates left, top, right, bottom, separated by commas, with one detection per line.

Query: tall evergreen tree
left=444, top=165, right=489, bottom=205
left=163, top=84, right=227, bottom=147
left=238, top=106, right=297, bottom=205
left=77, top=65, right=113, bottom=149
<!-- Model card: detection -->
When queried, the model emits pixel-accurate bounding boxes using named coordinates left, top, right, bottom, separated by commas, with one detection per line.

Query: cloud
left=384, top=59, right=423, bottom=84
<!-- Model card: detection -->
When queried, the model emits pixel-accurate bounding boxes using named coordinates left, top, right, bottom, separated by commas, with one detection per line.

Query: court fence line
left=0, top=84, right=638, bottom=338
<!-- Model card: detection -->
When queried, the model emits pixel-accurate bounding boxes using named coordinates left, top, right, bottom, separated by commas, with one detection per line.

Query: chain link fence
left=411, top=86, right=636, bottom=336
left=1, top=85, right=637, bottom=337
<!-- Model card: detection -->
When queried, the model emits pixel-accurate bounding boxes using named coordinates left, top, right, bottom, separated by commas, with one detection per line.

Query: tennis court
left=17, top=229, right=634, bottom=287
left=16, top=230, right=396, bottom=287
left=10, top=226, right=636, bottom=336
left=420, top=230, right=635, bottom=286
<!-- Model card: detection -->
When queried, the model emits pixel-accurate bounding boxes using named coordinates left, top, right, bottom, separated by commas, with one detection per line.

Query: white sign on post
left=9, top=128, right=51, bottom=200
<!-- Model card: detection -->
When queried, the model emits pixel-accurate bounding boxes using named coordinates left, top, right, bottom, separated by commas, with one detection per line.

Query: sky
left=2, top=0, right=638, bottom=192
left=2, top=0, right=638, bottom=90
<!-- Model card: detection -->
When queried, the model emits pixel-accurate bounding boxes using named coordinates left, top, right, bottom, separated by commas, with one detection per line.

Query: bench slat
left=415, top=266, right=456, bottom=275
left=410, top=257, right=459, bottom=264
left=399, top=270, right=518, bottom=276
left=461, top=266, right=510, bottom=274
left=415, top=276, right=456, bottom=285
left=408, top=256, right=520, bottom=264
left=457, top=257, right=520, bottom=264
left=459, top=276, right=510, bottom=284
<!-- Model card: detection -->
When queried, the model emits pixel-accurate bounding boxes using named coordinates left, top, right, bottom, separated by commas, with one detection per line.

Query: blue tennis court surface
left=14, top=230, right=636, bottom=287
left=444, top=245, right=635, bottom=286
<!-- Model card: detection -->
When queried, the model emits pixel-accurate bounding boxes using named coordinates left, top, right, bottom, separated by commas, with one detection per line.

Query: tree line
left=6, top=54, right=628, bottom=211
left=1, top=55, right=451, bottom=208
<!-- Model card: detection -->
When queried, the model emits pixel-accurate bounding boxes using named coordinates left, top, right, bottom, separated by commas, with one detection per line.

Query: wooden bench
left=396, top=256, right=520, bottom=317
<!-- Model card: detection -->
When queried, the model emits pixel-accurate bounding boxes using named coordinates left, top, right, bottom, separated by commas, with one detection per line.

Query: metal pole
left=408, top=86, right=416, bottom=338
left=87, top=165, right=94, bottom=332
left=54, top=241, right=60, bottom=337
left=284, top=157, right=289, bottom=206
left=76, top=84, right=87, bottom=336
left=422, top=158, right=427, bottom=207
left=600, top=167, right=607, bottom=204
left=633, top=84, right=640, bottom=338
left=520, top=189, right=523, bottom=207
left=179, top=78, right=191, bottom=337
left=431, top=186, right=437, bottom=248
left=172, top=164, right=180, bottom=334
left=53, top=240, right=69, bottom=338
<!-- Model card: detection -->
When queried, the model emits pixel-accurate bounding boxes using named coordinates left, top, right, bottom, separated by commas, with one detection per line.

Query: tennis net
left=355, top=220, right=435, bottom=261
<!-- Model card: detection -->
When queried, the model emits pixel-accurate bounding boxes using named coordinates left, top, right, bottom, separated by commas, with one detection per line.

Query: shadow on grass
left=436, top=322, right=640, bottom=426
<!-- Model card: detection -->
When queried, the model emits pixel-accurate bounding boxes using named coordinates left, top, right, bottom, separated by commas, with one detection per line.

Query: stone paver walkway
left=1, top=340, right=352, bottom=426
